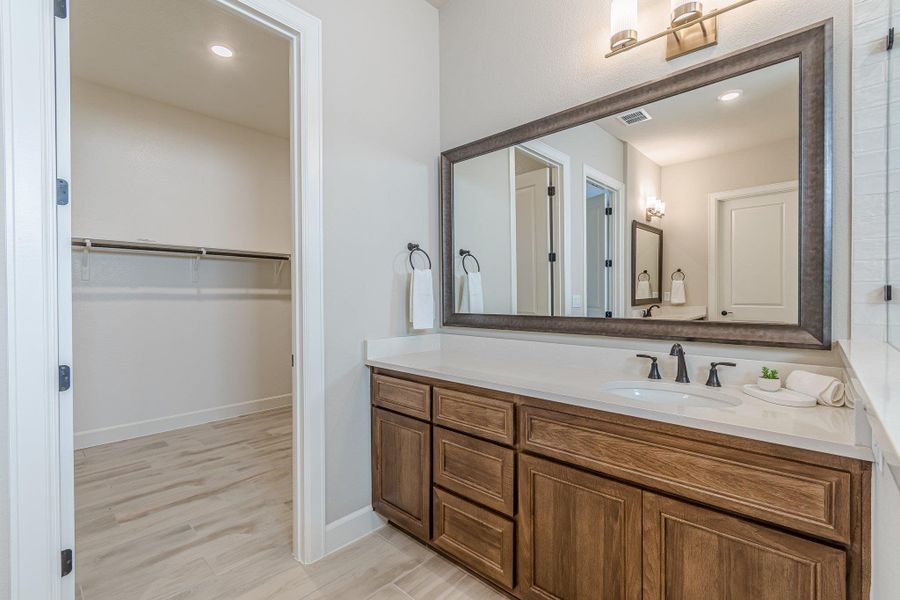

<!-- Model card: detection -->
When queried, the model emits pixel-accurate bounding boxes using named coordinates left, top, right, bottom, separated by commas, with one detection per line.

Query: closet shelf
left=71, top=238, right=290, bottom=261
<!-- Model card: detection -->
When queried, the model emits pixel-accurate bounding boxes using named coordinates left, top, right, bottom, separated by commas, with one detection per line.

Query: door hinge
left=605, top=207, right=613, bottom=215
left=604, top=311, right=613, bottom=318
left=58, top=365, right=71, bottom=392
left=291, top=354, right=295, bottom=367
left=56, top=178, right=69, bottom=206
left=886, top=284, right=893, bottom=302
left=54, top=0, right=67, bottom=19
left=605, top=259, right=613, bottom=268
left=547, top=186, right=556, bottom=197
left=548, top=252, right=557, bottom=263
left=889, top=27, right=895, bottom=51
left=61, top=549, right=73, bottom=577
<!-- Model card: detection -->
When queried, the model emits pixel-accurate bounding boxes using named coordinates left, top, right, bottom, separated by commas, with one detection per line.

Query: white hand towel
left=670, top=280, right=686, bottom=305
left=465, top=272, right=484, bottom=314
left=636, top=280, right=652, bottom=299
left=409, top=268, right=434, bottom=330
left=458, top=275, right=469, bottom=312
left=785, top=370, right=846, bottom=407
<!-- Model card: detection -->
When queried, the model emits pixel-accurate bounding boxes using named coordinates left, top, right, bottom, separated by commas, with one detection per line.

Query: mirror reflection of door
left=513, top=149, right=558, bottom=316
left=712, top=182, right=799, bottom=323
left=586, top=180, right=615, bottom=317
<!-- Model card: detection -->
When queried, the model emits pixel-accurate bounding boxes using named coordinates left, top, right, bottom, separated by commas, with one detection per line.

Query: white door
left=713, top=182, right=799, bottom=323
left=515, top=168, right=551, bottom=316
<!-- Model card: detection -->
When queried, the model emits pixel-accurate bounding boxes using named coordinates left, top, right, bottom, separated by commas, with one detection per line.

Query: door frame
left=707, top=180, right=800, bottom=322
left=582, top=166, right=625, bottom=318
left=2, top=0, right=326, bottom=597
left=509, top=141, right=572, bottom=316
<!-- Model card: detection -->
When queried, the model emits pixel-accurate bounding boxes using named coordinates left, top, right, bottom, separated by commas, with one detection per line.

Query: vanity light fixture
left=607, top=0, right=758, bottom=60
left=210, top=44, right=234, bottom=58
left=646, top=196, right=666, bottom=221
left=717, top=89, right=743, bottom=102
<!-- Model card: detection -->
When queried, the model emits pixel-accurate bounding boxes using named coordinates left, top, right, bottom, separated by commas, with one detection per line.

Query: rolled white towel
left=785, top=370, right=846, bottom=407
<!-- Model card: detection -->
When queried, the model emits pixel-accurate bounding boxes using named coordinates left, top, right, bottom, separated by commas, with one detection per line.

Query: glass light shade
left=610, top=0, right=638, bottom=51
left=670, top=0, right=703, bottom=26
left=647, top=196, right=666, bottom=218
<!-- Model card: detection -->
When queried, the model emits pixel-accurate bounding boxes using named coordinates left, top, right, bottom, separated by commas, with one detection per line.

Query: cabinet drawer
left=432, top=487, right=515, bottom=590
left=433, top=387, right=515, bottom=445
left=521, top=405, right=852, bottom=543
left=372, top=374, right=431, bottom=421
left=433, top=427, right=515, bottom=516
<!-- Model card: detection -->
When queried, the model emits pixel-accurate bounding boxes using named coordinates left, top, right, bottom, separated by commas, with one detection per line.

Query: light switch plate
left=664, top=291, right=671, bottom=301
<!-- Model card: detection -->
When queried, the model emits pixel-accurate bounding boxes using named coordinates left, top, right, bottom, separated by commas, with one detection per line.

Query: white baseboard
left=74, top=393, right=292, bottom=449
left=324, top=506, right=386, bottom=555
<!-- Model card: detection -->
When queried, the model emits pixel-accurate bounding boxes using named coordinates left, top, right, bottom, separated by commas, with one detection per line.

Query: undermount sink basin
left=599, top=381, right=741, bottom=408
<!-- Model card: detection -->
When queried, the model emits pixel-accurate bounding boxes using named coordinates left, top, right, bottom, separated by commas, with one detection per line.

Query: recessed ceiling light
left=210, top=45, right=234, bottom=58
left=717, top=89, right=743, bottom=102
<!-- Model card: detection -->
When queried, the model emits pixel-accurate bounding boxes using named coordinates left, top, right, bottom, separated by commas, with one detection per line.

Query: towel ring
left=407, top=243, right=432, bottom=270
left=638, top=269, right=650, bottom=282
left=671, top=268, right=686, bottom=281
left=459, top=249, right=481, bottom=274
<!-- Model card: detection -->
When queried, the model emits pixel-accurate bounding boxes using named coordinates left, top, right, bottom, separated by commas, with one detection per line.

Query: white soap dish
left=741, top=384, right=817, bottom=408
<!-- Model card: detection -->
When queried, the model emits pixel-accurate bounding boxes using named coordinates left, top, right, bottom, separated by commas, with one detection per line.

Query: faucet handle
left=636, top=354, right=662, bottom=380
left=705, top=361, right=736, bottom=387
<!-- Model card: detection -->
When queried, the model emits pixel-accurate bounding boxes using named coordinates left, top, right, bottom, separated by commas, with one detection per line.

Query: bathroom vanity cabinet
left=370, top=369, right=870, bottom=600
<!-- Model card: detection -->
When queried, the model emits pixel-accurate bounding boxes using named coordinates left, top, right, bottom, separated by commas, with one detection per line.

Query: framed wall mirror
left=441, top=22, right=832, bottom=349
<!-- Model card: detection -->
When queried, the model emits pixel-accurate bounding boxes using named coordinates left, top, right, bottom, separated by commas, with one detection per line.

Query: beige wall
left=659, top=137, right=800, bottom=307
left=71, top=79, right=292, bottom=446
left=439, top=0, right=851, bottom=343
left=626, top=144, right=661, bottom=314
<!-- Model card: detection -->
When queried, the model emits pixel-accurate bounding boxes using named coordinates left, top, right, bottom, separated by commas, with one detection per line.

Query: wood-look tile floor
left=75, top=407, right=505, bottom=600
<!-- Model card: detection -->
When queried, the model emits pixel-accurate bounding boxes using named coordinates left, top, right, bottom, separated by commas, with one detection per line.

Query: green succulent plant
left=760, top=366, right=780, bottom=380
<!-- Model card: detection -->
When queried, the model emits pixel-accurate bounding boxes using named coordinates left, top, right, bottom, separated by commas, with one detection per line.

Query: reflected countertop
left=366, top=334, right=871, bottom=461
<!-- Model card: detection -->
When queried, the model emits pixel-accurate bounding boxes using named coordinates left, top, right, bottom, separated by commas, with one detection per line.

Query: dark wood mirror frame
left=440, top=21, right=832, bottom=349
left=631, top=221, right=663, bottom=307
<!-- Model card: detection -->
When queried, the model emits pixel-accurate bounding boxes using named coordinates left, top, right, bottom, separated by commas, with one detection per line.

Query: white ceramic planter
left=757, top=377, right=781, bottom=392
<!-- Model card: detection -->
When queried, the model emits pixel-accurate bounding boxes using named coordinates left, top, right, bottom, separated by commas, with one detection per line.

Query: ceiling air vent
left=617, top=108, right=652, bottom=126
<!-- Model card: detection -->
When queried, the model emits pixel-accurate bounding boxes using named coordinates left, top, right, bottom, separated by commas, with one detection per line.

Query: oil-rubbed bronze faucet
left=642, top=304, right=661, bottom=318
left=670, top=343, right=689, bottom=383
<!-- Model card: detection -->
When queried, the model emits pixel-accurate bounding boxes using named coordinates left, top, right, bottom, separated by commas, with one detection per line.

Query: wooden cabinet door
left=643, top=492, right=846, bottom=600
left=372, top=407, right=431, bottom=540
left=518, top=454, right=642, bottom=600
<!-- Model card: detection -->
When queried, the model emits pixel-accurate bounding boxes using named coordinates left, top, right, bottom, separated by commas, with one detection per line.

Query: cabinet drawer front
left=521, top=406, right=851, bottom=543
left=432, top=487, right=515, bottom=590
left=433, top=387, right=515, bottom=445
left=433, top=427, right=515, bottom=516
left=643, top=493, right=846, bottom=600
left=372, top=408, right=431, bottom=540
left=373, top=374, right=431, bottom=420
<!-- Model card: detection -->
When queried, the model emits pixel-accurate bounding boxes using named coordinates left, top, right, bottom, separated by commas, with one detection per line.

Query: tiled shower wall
left=852, top=0, right=894, bottom=342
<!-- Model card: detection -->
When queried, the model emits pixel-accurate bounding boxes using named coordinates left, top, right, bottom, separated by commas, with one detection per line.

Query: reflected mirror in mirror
left=452, top=58, right=800, bottom=325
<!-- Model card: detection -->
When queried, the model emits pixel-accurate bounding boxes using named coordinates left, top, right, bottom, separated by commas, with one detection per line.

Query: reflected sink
left=599, top=381, right=741, bottom=408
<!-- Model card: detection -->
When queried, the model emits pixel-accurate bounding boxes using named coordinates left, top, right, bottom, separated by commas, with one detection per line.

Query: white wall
left=626, top=144, right=661, bottom=312
left=71, top=80, right=292, bottom=447
left=0, top=56, right=9, bottom=597
left=659, top=137, right=799, bottom=306
left=283, top=0, right=440, bottom=524
left=71, top=79, right=291, bottom=253
left=439, top=0, right=852, bottom=343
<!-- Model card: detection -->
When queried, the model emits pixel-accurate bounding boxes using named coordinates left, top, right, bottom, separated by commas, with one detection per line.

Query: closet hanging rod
left=71, top=238, right=291, bottom=261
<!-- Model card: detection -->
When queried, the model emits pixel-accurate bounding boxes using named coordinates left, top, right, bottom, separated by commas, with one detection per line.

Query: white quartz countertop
left=367, top=334, right=871, bottom=461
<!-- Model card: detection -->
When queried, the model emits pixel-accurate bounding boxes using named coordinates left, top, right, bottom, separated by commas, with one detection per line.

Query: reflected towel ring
left=638, top=269, right=650, bottom=282
left=459, top=249, right=481, bottom=274
left=407, top=243, right=432, bottom=270
left=671, top=268, right=686, bottom=281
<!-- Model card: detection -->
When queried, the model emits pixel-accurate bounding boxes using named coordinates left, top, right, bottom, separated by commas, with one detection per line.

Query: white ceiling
left=597, top=59, right=800, bottom=166
left=71, top=0, right=290, bottom=138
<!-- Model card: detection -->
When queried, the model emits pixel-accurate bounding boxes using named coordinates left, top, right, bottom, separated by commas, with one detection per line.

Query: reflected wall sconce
left=646, top=196, right=666, bottom=221
left=607, top=0, right=759, bottom=60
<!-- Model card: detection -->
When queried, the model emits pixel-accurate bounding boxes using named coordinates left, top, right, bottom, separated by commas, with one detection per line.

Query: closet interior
left=69, top=1, right=294, bottom=597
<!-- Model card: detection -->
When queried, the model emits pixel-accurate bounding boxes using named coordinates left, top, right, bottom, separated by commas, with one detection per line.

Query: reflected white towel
left=785, top=370, right=846, bottom=407
left=463, top=272, right=484, bottom=314
left=409, top=268, right=434, bottom=330
left=636, top=280, right=652, bottom=299
left=670, top=280, right=686, bottom=305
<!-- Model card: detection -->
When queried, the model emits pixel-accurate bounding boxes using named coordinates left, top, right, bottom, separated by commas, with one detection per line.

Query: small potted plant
left=758, top=366, right=781, bottom=392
